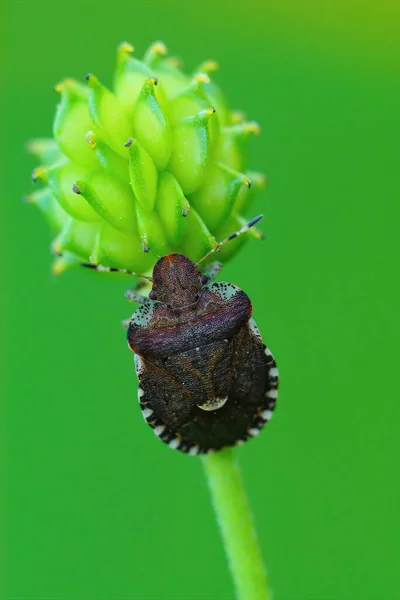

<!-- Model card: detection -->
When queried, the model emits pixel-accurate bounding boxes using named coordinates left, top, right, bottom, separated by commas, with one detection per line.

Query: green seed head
left=27, top=41, right=265, bottom=275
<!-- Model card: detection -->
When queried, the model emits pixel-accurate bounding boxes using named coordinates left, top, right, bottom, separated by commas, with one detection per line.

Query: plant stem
left=201, top=448, right=270, bottom=600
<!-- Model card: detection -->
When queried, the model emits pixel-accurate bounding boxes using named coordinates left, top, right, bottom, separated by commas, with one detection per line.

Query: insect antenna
left=81, top=262, right=153, bottom=281
left=195, top=214, right=264, bottom=267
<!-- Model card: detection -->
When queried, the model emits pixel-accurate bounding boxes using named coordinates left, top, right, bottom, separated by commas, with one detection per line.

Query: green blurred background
left=2, top=1, right=399, bottom=599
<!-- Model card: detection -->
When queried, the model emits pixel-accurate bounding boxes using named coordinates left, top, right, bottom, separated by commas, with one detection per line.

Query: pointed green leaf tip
left=87, top=73, right=132, bottom=158
left=169, top=108, right=216, bottom=195
left=53, top=79, right=99, bottom=170
left=191, top=162, right=252, bottom=230
left=156, top=172, right=189, bottom=246
left=132, top=77, right=171, bottom=170
left=126, top=137, right=158, bottom=211
left=72, top=173, right=136, bottom=233
left=27, top=41, right=267, bottom=275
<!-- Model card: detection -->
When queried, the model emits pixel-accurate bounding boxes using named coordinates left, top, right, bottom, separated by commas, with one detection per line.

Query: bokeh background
left=2, top=1, right=400, bottom=599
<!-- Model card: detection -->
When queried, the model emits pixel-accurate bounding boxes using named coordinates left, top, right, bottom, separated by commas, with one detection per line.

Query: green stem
left=201, top=448, right=270, bottom=600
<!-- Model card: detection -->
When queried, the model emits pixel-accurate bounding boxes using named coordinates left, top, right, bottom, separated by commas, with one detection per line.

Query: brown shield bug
left=83, top=215, right=278, bottom=455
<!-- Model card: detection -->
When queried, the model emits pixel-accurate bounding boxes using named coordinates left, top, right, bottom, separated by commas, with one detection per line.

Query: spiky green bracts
left=27, top=41, right=265, bottom=275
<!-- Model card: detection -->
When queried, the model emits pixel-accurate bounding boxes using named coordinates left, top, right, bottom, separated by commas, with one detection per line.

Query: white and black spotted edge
left=133, top=320, right=279, bottom=455
left=234, top=343, right=279, bottom=447
left=134, top=355, right=205, bottom=455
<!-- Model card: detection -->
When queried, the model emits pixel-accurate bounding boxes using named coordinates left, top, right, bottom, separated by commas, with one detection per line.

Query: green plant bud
left=215, top=122, right=260, bottom=172
left=38, top=162, right=101, bottom=222
left=114, top=43, right=166, bottom=116
left=169, top=108, right=216, bottom=195
left=132, top=77, right=171, bottom=170
left=231, top=111, right=246, bottom=124
left=85, top=131, right=128, bottom=183
left=152, top=56, right=189, bottom=101
left=234, top=171, right=266, bottom=215
left=143, top=41, right=188, bottom=101
left=193, top=60, right=219, bottom=76
left=25, top=187, right=69, bottom=233
left=27, top=138, right=65, bottom=165
left=193, top=60, right=231, bottom=126
left=72, top=174, right=136, bottom=233
left=180, top=206, right=216, bottom=262
left=28, top=41, right=266, bottom=275
left=167, top=74, right=220, bottom=146
left=191, top=162, right=251, bottom=230
left=168, top=73, right=211, bottom=123
left=52, top=217, right=100, bottom=259
left=87, top=74, right=132, bottom=158
left=126, top=138, right=158, bottom=211
left=156, top=172, right=189, bottom=246
left=135, top=202, right=169, bottom=255
left=53, top=79, right=99, bottom=170
left=143, top=40, right=168, bottom=66
left=91, top=222, right=154, bottom=272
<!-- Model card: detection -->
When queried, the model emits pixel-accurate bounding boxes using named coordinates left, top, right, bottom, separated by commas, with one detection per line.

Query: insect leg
left=124, top=288, right=150, bottom=304
left=201, top=261, right=223, bottom=283
left=81, top=262, right=152, bottom=281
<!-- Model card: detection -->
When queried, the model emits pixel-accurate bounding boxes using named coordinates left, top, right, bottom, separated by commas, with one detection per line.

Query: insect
left=83, top=215, right=278, bottom=455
